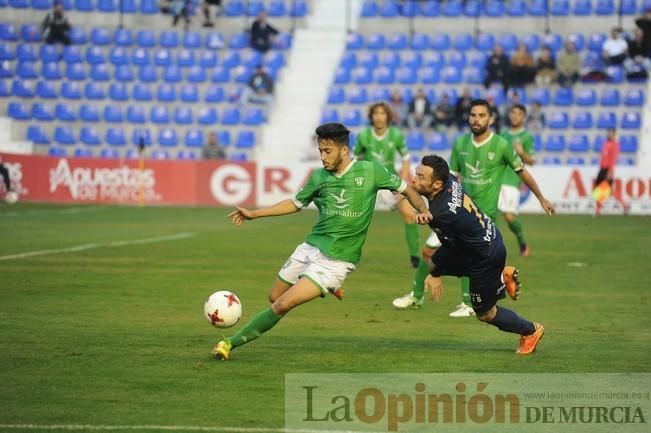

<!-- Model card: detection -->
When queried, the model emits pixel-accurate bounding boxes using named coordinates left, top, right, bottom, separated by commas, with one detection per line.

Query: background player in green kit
left=499, top=104, right=536, bottom=256
left=355, top=102, right=422, bottom=268
left=212, top=123, right=432, bottom=360
left=393, top=99, right=554, bottom=317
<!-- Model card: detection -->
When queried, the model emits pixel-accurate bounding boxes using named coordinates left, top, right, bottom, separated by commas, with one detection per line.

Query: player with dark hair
left=413, top=155, right=545, bottom=355
left=212, top=123, right=433, bottom=360
left=355, top=102, right=422, bottom=268
left=499, top=104, right=536, bottom=256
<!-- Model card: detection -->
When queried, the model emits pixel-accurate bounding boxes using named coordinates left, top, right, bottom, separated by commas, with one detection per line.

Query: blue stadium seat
left=68, top=27, right=86, bottom=44
left=21, top=24, right=41, bottom=42
left=10, top=0, right=29, bottom=7
left=348, top=88, right=368, bottom=104
left=624, top=89, right=644, bottom=107
left=340, top=52, right=356, bottom=69
left=8, top=101, right=31, bottom=120
left=17, top=61, right=37, bottom=79
left=224, top=0, right=244, bottom=16
left=548, top=112, right=569, bottom=129
left=109, top=82, right=128, bottom=101
left=447, top=51, right=467, bottom=68
left=55, top=126, right=75, bottom=145
left=388, top=33, right=408, bottom=50
left=81, top=127, right=101, bottom=146
left=63, top=45, right=82, bottom=64
left=133, top=84, right=152, bottom=101
left=343, top=109, right=362, bottom=127
left=137, top=30, right=156, bottom=47
left=406, top=132, right=425, bottom=151
left=431, top=33, right=451, bottom=50
left=150, top=106, right=170, bottom=124
left=198, top=107, right=218, bottom=125
left=158, top=128, right=177, bottom=147
left=375, top=67, right=395, bottom=84
left=181, top=31, right=201, bottom=49
left=174, top=106, right=193, bottom=125
left=428, top=132, right=449, bottom=150
left=366, top=33, right=386, bottom=50
left=180, top=84, right=199, bottom=103
left=36, top=80, right=56, bottom=99
left=100, top=148, right=120, bottom=159
left=379, top=0, right=399, bottom=17
left=60, top=81, right=81, bottom=100
left=177, top=49, right=195, bottom=67
left=521, top=33, right=540, bottom=53
left=81, top=82, right=104, bottom=101
left=442, top=0, right=463, bottom=16
left=177, top=150, right=197, bottom=160
left=321, top=108, right=339, bottom=123
left=236, top=131, right=256, bottom=149
left=110, top=47, right=129, bottom=65
left=597, top=112, right=617, bottom=129
left=568, top=134, right=590, bottom=152
left=411, top=33, right=429, bottom=50
left=222, top=50, right=241, bottom=68
left=531, top=88, right=550, bottom=106
left=595, top=0, right=615, bottom=15
left=498, top=33, right=518, bottom=52
left=85, top=46, right=105, bottom=65
left=573, top=0, right=592, bottom=15
left=160, top=31, right=178, bottom=48
left=606, top=66, right=625, bottom=83
left=464, top=0, right=482, bottom=17
left=128, top=48, right=148, bottom=66
left=403, top=52, right=422, bottom=69
left=398, top=67, right=418, bottom=84
left=620, top=136, right=638, bottom=153
left=216, top=130, right=230, bottom=146
left=27, top=125, right=49, bottom=144
left=184, top=129, right=204, bottom=148
left=131, top=128, right=152, bottom=146
left=48, top=147, right=67, bottom=157
left=371, top=88, right=391, bottom=102
left=567, top=33, right=585, bottom=52
left=31, top=102, right=54, bottom=121
left=98, top=0, right=118, bottom=12
left=211, top=66, right=230, bottom=83
left=66, top=63, right=86, bottom=81
left=464, top=67, right=483, bottom=84
left=352, top=67, right=372, bottom=84
left=442, top=66, right=462, bottom=84
left=39, top=44, right=58, bottom=62
left=138, top=65, right=157, bottom=82
left=113, top=28, right=132, bottom=47
left=334, top=67, right=351, bottom=85
left=621, top=112, right=641, bottom=129
left=328, top=87, right=345, bottom=104
left=222, top=107, right=241, bottom=125
left=545, top=135, right=566, bottom=152
left=346, top=33, right=364, bottom=50
left=205, top=85, right=224, bottom=103
left=543, top=33, right=563, bottom=52
left=75, top=0, right=93, bottom=11
left=0, top=81, right=9, bottom=97
left=205, top=32, right=225, bottom=50
left=359, top=52, right=379, bottom=69
left=420, top=66, right=440, bottom=83
left=230, top=153, right=248, bottom=161
left=594, top=136, right=606, bottom=153
left=361, top=1, right=377, bottom=17
left=551, top=0, right=570, bottom=16
left=16, top=44, right=36, bottom=62
left=528, top=0, right=547, bottom=16
left=566, top=157, right=585, bottom=165
left=199, top=50, right=217, bottom=69
left=12, top=80, right=34, bottom=97
left=127, top=106, right=145, bottom=124
left=228, top=32, right=248, bottom=49
left=31, top=0, right=51, bottom=9
left=154, top=49, right=173, bottom=67
left=80, top=104, right=100, bottom=122
left=151, top=150, right=169, bottom=160
left=106, top=128, right=126, bottom=146
left=421, top=1, right=440, bottom=16
left=269, top=0, right=287, bottom=17
left=42, top=62, right=63, bottom=80
left=553, top=88, right=573, bottom=106
left=104, top=105, right=122, bottom=123
left=235, top=67, right=253, bottom=83
left=88, top=64, right=108, bottom=82
left=587, top=33, right=606, bottom=52
left=575, top=89, right=596, bottom=106
left=484, top=0, right=505, bottom=16
left=0, top=24, right=18, bottom=42
left=600, top=89, right=620, bottom=106
left=114, top=65, right=134, bottom=82
left=91, top=28, right=111, bottom=46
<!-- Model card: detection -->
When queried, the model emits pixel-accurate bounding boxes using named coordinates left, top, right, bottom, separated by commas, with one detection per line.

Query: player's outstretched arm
left=518, top=170, right=555, bottom=216
left=228, top=199, right=301, bottom=226
left=401, top=186, right=433, bottom=224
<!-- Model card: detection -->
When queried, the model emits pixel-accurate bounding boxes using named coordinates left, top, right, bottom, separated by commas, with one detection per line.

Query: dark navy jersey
left=427, top=177, right=503, bottom=260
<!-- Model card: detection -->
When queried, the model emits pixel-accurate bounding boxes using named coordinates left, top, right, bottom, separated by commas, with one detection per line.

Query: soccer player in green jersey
left=212, top=123, right=432, bottom=360
left=355, top=102, right=422, bottom=268
left=499, top=104, right=536, bottom=256
left=393, top=99, right=554, bottom=317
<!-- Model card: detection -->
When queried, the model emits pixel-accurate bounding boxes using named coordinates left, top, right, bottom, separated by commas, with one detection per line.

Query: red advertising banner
left=0, top=153, right=256, bottom=207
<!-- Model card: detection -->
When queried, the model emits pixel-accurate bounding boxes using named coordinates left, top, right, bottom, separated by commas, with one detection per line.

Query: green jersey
left=449, top=133, right=524, bottom=220
left=500, top=129, right=535, bottom=189
left=354, top=127, right=408, bottom=174
left=293, top=160, right=406, bottom=264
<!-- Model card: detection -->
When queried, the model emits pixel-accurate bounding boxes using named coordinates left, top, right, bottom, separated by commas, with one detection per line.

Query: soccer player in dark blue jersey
left=412, top=155, right=544, bottom=354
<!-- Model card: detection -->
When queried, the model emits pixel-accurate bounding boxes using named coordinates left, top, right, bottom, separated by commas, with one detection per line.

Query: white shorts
left=425, top=231, right=441, bottom=248
left=278, top=243, right=356, bottom=296
left=498, top=184, right=521, bottom=215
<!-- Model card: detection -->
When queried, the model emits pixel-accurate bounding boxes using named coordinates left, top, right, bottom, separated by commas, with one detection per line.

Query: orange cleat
left=503, top=266, right=521, bottom=300
left=517, top=323, right=544, bottom=355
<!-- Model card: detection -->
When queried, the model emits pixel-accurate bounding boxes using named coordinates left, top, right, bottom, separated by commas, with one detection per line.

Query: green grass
left=0, top=203, right=650, bottom=432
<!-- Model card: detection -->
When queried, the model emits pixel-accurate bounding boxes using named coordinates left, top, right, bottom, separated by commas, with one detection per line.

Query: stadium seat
left=8, top=101, right=31, bottom=120
left=222, top=107, right=241, bottom=125
left=157, top=83, right=176, bottom=102
left=375, top=67, right=394, bottom=84
left=211, top=67, right=230, bottom=83
left=177, top=150, right=197, bottom=160
left=597, top=112, right=617, bottom=129
left=129, top=48, right=149, bottom=66
left=158, top=128, right=178, bottom=147
left=530, top=88, right=550, bottom=106
left=567, top=33, right=585, bottom=52
left=199, top=50, right=217, bottom=69
left=138, top=65, right=157, bottom=83
left=606, top=66, right=624, bottom=84
left=428, top=132, right=449, bottom=150
left=398, top=67, right=418, bottom=84
left=464, top=0, right=482, bottom=17
left=131, top=83, right=151, bottom=101
left=224, top=0, right=244, bottom=16
left=180, top=84, right=199, bottom=103
left=183, top=31, right=201, bottom=49
left=31, top=0, right=50, bottom=9
left=109, top=83, right=128, bottom=101
left=131, top=128, right=152, bottom=146
left=545, top=135, right=566, bottom=152
left=572, top=112, right=593, bottom=129
left=543, top=33, right=563, bottom=52
left=548, top=112, right=569, bottom=129
left=48, top=147, right=67, bottom=157
left=403, top=52, right=422, bottom=69
left=600, top=89, right=621, bottom=106
left=551, top=0, right=570, bottom=16
left=573, top=0, right=591, bottom=15
left=576, top=89, right=596, bottom=106
left=366, top=33, right=385, bottom=50
left=61, top=81, right=81, bottom=100
left=0, top=24, right=18, bottom=42
left=160, top=31, right=178, bottom=48
left=321, top=108, right=339, bottom=124
left=31, top=102, right=54, bottom=121
left=624, top=90, right=644, bottom=107
left=328, top=87, right=345, bottom=104
left=568, top=134, right=590, bottom=152
left=106, top=128, right=126, bottom=146
left=228, top=32, right=249, bottom=49
left=205, top=32, right=225, bottom=50
left=348, top=88, right=367, bottom=104
left=222, top=51, right=241, bottom=69
left=184, top=129, right=204, bottom=148
left=269, top=0, right=287, bottom=17
left=520, top=33, right=540, bottom=53
left=151, top=150, right=170, bottom=160
left=361, top=0, right=377, bottom=17
left=431, top=33, right=451, bottom=51
left=386, top=33, right=407, bottom=51
left=91, top=28, right=111, bottom=46
left=177, top=49, right=195, bottom=67
left=21, top=24, right=41, bottom=42
left=621, top=112, right=641, bottom=129
left=54, top=126, right=76, bottom=145
left=506, top=0, right=527, bottom=16
left=198, top=107, right=218, bottom=125
left=595, top=0, right=615, bottom=15
left=447, top=51, right=467, bottom=68
left=442, top=66, right=462, bottom=84
left=528, top=0, right=547, bottom=16
left=16, top=44, right=36, bottom=62
left=114, top=28, right=132, bottom=46
left=104, top=105, right=122, bottom=123
left=27, top=125, right=49, bottom=144
left=17, top=61, right=38, bottom=79
left=80, top=104, right=100, bottom=122
left=235, top=130, right=256, bottom=149
left=100, top=148, right=120, bottom=159
left=205, top=85, right=224, bottom=103
left=11, top=80, right=34, bottom=98
left=150, top=106, right=170, bottom=124
left=442, top=0, right=463, bottom=16
left=39, top=44, right=59, bottom=63
left=406, top=132, right=425, bottom=151
left=587, top=33, right=606, bottom=52
left=127, top=106, right=146, bottom=124
left=85, top=46, right=105, bottom=65
left=0, top=81, right=8, bottom=98
left=343, top=109, right=362, bottom=127
left=34, top=80, right=55, bottom=99
left=81, top=127, right=101, bottom=146
left=411, top=33, right=429, bottom=50
left=174, top=106, right=193, bottom=125
left=63, top=46, right=83, bottom=64
left=114, top=65, right=134, bottom=82
left=109, top=47, right=128, bottom=66
left=42, top=62, right=63, bottom=80
left=620, top=135, right=638, bottom=153
left=216, top=130, right=230, bottom=146
left=154, top=49, right=173, bottom=67
left=66, top=63, right=86, bottom=81
left=69, top=27, right=86, bottom=45
left=359, top=52, right=379, bottom=69
left=353, top=67, right=372, bottom=84
left=566, top=157, right=585, bottom=165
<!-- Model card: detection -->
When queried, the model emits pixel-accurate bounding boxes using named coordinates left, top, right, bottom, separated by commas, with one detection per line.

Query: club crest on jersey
left=328, top=189, right=351, bottom=209
left=488, top=152, right=495, bottom=160
left=355, top=176, right=365, bottom=187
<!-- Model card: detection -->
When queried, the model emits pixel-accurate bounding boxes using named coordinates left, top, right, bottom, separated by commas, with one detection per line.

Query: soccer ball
left=5, top=191, right=18, bottom=204
left=204, top=290, right=242, bottom=328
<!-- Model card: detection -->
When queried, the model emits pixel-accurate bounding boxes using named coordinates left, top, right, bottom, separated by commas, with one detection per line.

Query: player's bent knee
left=271, top=298, right=291, bottom=316
left=476, top=306, right=497, bottom=322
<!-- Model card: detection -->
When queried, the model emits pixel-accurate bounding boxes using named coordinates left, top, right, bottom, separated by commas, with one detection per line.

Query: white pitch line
left=0, top=233, right=195, bottom=262
left=0, top=425, right=371, bottom=433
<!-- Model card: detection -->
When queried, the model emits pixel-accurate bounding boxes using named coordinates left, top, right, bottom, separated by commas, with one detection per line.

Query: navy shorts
left=430, top=243, right=507, bottom=314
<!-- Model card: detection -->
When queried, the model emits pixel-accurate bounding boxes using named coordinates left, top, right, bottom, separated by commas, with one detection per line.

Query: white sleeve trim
left=291, top=197, right=305, bottom=209
left=396, top=180, right=408, bottom=194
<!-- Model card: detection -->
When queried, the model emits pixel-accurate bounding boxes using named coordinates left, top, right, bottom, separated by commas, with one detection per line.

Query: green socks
left=404, top=223, right=421, bottom=258
left=507, top=219, right=526, bottom=248
left=411, top=258, right=430, bottom=299
left=228, top=307, right=282, bottom=348
left=461, top=277, right=471, bottom=305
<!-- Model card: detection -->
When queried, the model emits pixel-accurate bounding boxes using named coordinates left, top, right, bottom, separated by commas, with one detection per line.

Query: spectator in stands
left=202, top=0, right=222, bottom=27
left=502, top=92, right=521, bottom=129
left=454, top=87, right=473, bottom=131
left=161, top=0, right=191, bottom=30
left=509, top=43, right=536, bottom=87
left=241, top=65, right=274, bottom=115
left=483, top=44, right=510, bottom=94
left=602, top=27, right=628, bottom=65
left=202, top=132, right=226, bottom=160
left=487, top=95, right=502, bottom=133
left=433, top=93, right=454, bottom=130
left=526, top=101, right=545, bottom=134
left=388, top=90, right=407, bottom=127
left=407, top=88, right=433, bottom=130
left=635, top=8, right=651, bottom=55
left=557, top=40, right=582, bottom=87
left=624, top=28, right=651, bottom=80
left=41, top=1, right=71, bottom=45
left=535, top=47, right=556, bottom=87
left=250, top=11, right=279, bottom=53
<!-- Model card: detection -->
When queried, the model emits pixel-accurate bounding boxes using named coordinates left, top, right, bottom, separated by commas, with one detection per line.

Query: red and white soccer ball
left=204, top=290, right=242, bottom=328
